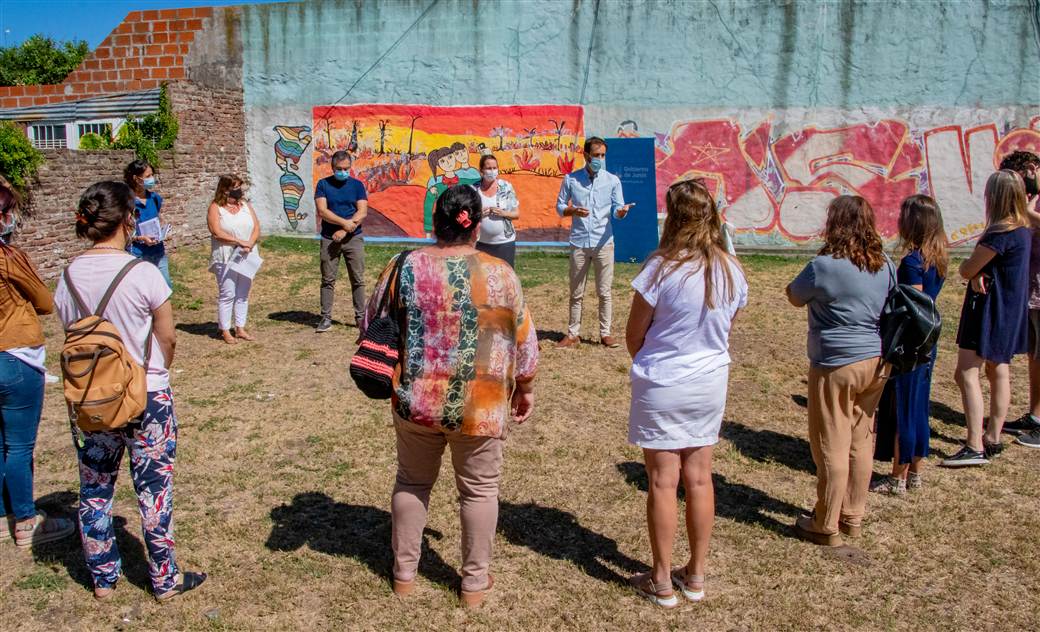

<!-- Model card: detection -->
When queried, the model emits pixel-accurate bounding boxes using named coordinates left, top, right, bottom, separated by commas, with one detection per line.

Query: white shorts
left=628, top=364, right=729, bottom=450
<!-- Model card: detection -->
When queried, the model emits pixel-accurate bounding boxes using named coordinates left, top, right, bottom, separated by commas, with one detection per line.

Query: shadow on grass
left=536, top=329, right=565, bottom=343
left=268, top=311, right=347, bottom=328
left=616, top=462, right=803, bottom=537
left=497, top=502, right=646, bottom=585
left=30, top=491, right=152, bottom=595
left=720, top=421, right=815, bottom=475
left=791, top=394, right=808, bottom=408
left=265, top=492, right=458, bottom=589
left=930, top=400, right=964, bottom=427
left=175, top=321, right=222, bottom=340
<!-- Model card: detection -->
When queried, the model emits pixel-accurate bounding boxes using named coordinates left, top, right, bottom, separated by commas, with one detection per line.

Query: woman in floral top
left=362, top=185, right=537, bottom=608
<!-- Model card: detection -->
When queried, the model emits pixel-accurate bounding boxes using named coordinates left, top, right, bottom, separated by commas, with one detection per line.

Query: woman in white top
left=474, top=155, right=520, bottom=268
left=207, top=175, right=260, bottom=345
left=624, top=178, right=747, bottom=608
left=54, top=181, right=205, bottom=601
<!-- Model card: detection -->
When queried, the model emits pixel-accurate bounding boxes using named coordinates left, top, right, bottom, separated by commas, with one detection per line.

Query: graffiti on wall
left=650, top=115, right=1040, bottom=245
left=273, top=125, right=313, bottom=230
left=310, top=104, right=585, bottom=240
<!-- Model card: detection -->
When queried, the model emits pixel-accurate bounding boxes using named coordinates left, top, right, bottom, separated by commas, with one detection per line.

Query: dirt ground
left=1, top=238, right=1038, bottom=631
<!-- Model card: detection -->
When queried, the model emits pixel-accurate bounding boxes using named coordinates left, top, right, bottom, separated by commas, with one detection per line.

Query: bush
left=110, top=84, right=179, bottom=166
left=78, top=132, right=112, bottom=150
left=0, top=121, right=43, bottom=190
left=0, top=35, right=89, bottom=87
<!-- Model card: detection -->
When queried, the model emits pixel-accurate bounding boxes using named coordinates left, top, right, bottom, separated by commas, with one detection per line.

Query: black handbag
left=879, top=258, right=942, bottom=375
left=349, top=251, right=411, bottom=399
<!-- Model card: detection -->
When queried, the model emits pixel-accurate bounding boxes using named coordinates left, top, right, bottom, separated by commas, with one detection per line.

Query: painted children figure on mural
left=424, top=143, right=480, bottom=237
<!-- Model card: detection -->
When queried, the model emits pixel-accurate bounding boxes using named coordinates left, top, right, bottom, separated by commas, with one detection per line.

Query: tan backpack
left=61, top=259, right=153, bottom=431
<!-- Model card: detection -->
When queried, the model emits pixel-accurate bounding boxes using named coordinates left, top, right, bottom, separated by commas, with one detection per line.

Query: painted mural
left=272, top=125, right=313, bottom=230
left=310, top=104, right=585, bottom=240
left=650, top=115, right=1040, bottom=245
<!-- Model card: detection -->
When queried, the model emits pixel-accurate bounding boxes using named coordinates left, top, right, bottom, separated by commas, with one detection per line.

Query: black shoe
left=983, top=441, right=1005, bottom=459
left=941, top=446, right=989, bottom=467
left=1016, top=428, right=1040, bottom=449
left=315, top=316, right=333, bottom=333
left=1002, top=414, right=1040, bottom=436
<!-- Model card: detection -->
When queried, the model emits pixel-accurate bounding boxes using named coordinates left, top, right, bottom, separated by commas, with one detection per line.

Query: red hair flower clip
left=456, top=209, right=472, bottom=228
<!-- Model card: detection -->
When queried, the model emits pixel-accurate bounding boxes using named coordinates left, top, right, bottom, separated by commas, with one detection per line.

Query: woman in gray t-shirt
left=786, top=195, right=893, bottom=546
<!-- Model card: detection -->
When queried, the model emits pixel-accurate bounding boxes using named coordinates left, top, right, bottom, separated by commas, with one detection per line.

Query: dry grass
left=2, top=238, right=1038, bottom=631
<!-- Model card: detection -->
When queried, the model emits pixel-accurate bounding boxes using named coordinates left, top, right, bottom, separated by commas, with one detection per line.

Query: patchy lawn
left=2, top=238, right=1037, bottom=630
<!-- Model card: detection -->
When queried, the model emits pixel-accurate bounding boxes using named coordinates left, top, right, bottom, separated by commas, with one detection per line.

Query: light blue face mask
left=143, top=176, right=157, bottom=190
left=588, top=157, right=605, bottom=173
left=334, top=170, right=351, bottom=181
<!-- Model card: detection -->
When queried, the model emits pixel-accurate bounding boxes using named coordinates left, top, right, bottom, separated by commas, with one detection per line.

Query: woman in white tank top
left=207, top=175, right=260, bottom=344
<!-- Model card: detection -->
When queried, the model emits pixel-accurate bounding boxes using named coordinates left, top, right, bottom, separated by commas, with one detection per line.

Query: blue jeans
left=132, top=248, right=173, bottom=289
left=0, top=352, right=45, bottom=521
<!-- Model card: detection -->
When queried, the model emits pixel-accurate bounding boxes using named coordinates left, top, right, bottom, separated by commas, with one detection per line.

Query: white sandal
left=629, top=572, right=679, bottom=608
left=671, top=567, right=705, bottom=602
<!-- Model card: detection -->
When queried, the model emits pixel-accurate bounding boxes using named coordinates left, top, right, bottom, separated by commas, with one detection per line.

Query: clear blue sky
left=0, top=0, right=287, bottom=48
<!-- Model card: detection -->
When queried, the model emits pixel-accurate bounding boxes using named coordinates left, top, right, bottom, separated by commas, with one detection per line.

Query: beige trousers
left=806, top=357, right=888, bottom=534
left=391, top=417, right=503, bottom=592
left=568, top=243, right=615, bottom=338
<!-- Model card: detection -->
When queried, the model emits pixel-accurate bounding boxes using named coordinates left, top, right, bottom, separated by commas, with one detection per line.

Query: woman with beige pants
left=360, top=185, right=538, bottom=607
left=786, top=196, right=893, bottom=546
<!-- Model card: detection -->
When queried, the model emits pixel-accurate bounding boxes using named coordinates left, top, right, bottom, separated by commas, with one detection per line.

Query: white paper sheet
left=227, top=247, right=263, bottom=280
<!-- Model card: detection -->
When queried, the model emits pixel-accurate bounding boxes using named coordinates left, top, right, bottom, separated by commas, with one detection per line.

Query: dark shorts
left=1030, top=310, right=1040, bottom=360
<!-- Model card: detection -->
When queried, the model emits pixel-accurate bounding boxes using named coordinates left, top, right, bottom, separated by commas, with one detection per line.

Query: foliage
left=110, top=84, right=179, bottom=165
left=0, top=35, right=89, bottom=86
left=0, top=121, right=43, bottom=189
left=77, top=132, right=112, bottom=150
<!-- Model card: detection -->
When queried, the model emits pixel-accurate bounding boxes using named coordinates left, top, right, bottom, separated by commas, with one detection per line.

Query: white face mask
left=0, top=211, right=16, bottom=239
left=482, top=169, right=498, bottom=182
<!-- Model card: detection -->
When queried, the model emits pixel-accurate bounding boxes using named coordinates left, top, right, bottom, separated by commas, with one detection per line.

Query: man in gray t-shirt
left=786, top=254, right=894, bottom=367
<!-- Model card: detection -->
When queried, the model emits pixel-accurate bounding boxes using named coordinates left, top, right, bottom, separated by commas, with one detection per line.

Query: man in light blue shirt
left=555, top=136, right=633, bottom=348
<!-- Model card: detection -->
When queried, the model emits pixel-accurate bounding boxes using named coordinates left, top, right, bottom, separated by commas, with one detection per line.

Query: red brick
left=100, top=59, right=115, bottom=70
left=112, top=34, right=131, bottom=46
left=94, top=47, right=110, bottom=59
left=157, top=55, right=174, bottom=67
left=132, top=68, right=151, bottom=80
left=133, top=21, right=151, bottom=33
left=150, top=67, right=169, bottom=80
left=5, top=85, right=25, bottom=97
left=162, top=44, right=181, bottom=55
left=193, top=7, right=213, bottom=18
left=142, top=10, right=159, bottom=21
left=101, top=81, right=120, bottom=92
left=167, top=66, right=186, bottom=80
left=144, top=45, right=162, bottom=56
left=79, top=59, right=100, bottom=71
left=109, top=46, right=128, bottom=59
left=175, top=8, right=193, bottom=19
left=125, top=10, right=143, bottom=21
left=152, top=32, right=170, bottom=44
left=152, top=20, right=170, bottom=32
left=176, top=31, right=195, bottom=43
left=124, top=57, right=141, bottom=69
left=115, top=22, right=133, bottom=34
left=185, top=19, right=204, bottom=31
left=158, top=9, right=176, bottom=19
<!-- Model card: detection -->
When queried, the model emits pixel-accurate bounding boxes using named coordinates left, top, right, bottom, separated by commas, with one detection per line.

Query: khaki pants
left=568, top=243, right=614, bottom=338
left=391, top=416, right=503, bottom=592
left=807, top=357, right=888, bottom=534
left=319, top=235, right=365, bottom=323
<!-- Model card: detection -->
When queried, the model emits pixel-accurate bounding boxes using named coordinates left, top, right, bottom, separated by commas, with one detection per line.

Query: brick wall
left=0, top=7, right=213, bottom=108
left=14, top=79, right=245, bottom=279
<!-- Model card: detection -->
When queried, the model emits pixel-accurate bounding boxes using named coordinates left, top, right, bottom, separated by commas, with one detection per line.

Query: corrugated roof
left=0, top=88, right=161, bottom=122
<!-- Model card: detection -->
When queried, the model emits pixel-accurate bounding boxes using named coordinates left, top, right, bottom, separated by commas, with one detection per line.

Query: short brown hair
left=818, top=195, right=886, bottom=273
left=76, top=181, right=134, bottom=242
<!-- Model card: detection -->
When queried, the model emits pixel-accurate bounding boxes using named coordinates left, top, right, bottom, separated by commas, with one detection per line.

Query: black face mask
left=229, top=188, right=244, bottom=199
left=1024, top=174, right=1039, bottom=197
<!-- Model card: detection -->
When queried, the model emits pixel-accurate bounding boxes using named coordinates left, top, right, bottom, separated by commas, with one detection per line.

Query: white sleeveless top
left=210, top=202, right=257, bottom=265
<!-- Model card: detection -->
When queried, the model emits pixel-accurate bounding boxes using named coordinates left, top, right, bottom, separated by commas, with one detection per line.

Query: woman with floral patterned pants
left=54, top=181, right=205, bottom=602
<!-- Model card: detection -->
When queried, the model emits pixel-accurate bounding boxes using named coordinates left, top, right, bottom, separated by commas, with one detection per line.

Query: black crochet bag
left=349, top=251, right=411, bottom=399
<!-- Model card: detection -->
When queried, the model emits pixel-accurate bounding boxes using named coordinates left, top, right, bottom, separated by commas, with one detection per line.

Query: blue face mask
left=143, top=176, right=157, bottom=191
left=333, top=169, right=350, bottom=181
left=588, top=157, right=605, bottom=173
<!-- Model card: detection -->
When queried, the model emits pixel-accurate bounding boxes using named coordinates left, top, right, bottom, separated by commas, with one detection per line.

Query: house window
left=78, top=122, right=112, bottom=140
left=29, top=124, right=68, bottom=149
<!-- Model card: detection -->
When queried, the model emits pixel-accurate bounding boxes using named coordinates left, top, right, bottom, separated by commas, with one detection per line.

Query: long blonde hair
left=649, top=178, right=742, bottom=309
left=983, top=169, right=1030, bottom=233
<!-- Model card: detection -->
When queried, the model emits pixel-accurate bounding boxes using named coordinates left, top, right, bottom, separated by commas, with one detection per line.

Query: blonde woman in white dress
left=207, top=175, right=260, bottom=344
left=625, top=178, right=747, bottom=608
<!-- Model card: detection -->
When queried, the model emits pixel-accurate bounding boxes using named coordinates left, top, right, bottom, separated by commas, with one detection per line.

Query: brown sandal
left=460, top=574, right=494, bottom=609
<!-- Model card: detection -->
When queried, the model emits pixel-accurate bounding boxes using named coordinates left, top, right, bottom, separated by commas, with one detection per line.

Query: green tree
left=0, top=121, right=44, bottom=190
left=0, top=35, right=90, bottom=86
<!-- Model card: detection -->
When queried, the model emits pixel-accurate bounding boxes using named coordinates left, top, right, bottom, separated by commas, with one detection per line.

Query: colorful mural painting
left=273, top=125, right=313, bottom=230
left=651, top=115, right=1040, bottom=245
left=311, top=104, right=585, bottom=240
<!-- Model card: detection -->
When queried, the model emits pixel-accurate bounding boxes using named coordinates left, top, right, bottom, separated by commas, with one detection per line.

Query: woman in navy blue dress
left=872, top=196, right=948, bottom=493
left=943, top=170, right=1033, bottom=467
